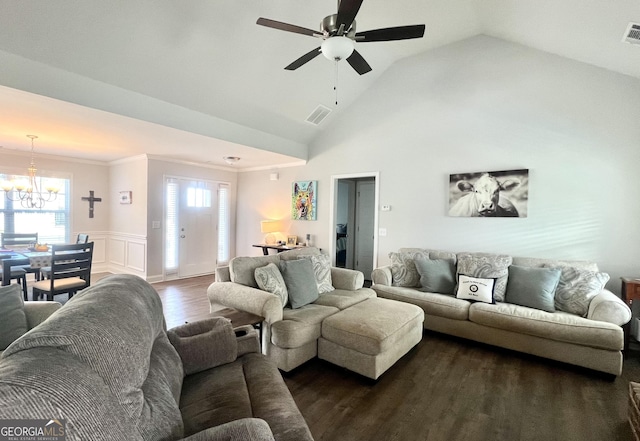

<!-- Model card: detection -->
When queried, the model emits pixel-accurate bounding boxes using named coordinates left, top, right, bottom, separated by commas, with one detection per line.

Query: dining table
left=1, top=249, right=52, bottom=285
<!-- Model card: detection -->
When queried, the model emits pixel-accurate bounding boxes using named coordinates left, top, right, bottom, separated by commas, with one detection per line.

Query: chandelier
left=1, top=135, right=59, bottom=209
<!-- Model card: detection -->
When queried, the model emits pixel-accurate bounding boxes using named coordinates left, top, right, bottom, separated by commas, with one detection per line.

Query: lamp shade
left=261, top=220, right=281, bottom=234
left=321, top=36, right=355, bottom=61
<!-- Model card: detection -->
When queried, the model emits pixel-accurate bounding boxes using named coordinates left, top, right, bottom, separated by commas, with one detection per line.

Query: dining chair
left=32, top=242, right=94, bottom=301
left=40, top=234, right=90, bottom=280
left=0, top=255, right=28, bottom=300
left=1, top=232, right=40, bottom=281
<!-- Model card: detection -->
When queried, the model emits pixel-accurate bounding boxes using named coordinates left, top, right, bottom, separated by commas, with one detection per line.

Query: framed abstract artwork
left=292, top=181, right=316, bottom=220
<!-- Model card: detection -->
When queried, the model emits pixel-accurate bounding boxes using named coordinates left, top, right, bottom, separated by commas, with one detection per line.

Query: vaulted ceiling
left=0, top=0, right=638, bottom=169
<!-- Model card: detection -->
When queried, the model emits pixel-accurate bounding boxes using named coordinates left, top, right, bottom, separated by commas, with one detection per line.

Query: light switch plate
left=379, top=228, right=387, bottom=237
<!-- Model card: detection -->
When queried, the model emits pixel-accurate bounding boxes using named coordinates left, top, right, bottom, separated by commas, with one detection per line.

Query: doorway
left=164, top=177, right=218, bottom=279
left=330, top=172, right=379, bottom=283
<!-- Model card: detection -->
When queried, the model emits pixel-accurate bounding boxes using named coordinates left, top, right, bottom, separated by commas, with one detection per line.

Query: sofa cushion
left=279, top=259, right=319, bottom=309
left=321, top=298, right=424, bottom=356
left=414, top=255, right=456, bottom=294
left=545, top=264, right=610, bottom=316
left=230, top=255, right=280, bottom=288
left=399, top=248, right=457, bottom=265
left=456, top=252, right=512, bottom=302
left=297, top=253, right=334, bottom=294
left=456, top=275, right=496, bottom=304
left=389, top=250, right=428, bottom=287
left=255, top=263, right=288, bottom=307
left=271, top=304, right=339, bottom=348
left=372, top=284, right=471, bottom=321
left=313, top=288, right=376, bottom=310
left=0, top=284, right=28, bottom=351
left=505, top=265, right=561, bottom=313
left=469, top=302, right=622, bottom=350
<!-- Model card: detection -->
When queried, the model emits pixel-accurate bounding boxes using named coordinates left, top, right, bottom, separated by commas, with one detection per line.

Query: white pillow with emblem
left=455, top=274, right=496, bottom=304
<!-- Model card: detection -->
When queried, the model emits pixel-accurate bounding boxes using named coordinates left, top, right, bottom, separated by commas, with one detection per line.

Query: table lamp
left=260, top=220, right=282, bottom=245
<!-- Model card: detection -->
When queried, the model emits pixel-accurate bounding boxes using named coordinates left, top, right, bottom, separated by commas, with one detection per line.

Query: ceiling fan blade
left=336, top=0, right=364, bottom=34
left=346, top=49, right=372, bottom=75
left=257, top=17, right=322, bottom=38
left=355, top=24, right=426, bottom=42
left=285, top=47, right=322, bottom=70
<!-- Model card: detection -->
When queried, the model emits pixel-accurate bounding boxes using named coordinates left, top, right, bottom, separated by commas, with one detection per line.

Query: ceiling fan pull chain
left=334, top=60, right=339, bottom=106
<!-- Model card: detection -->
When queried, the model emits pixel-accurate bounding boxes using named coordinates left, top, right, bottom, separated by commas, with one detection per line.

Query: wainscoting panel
left=107, top=233, right=147, bottom=278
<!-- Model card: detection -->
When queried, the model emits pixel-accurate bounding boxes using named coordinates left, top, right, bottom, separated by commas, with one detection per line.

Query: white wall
left=235, top=35, right=640, bottom=295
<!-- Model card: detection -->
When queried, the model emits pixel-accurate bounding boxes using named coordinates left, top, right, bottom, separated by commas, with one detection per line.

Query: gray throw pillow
left=279, top=259, right=319, bottom=309
left=544, top=264, right=610, bottom=316
left=297, top=254, right=334, bottom=294
left=255, top=263, right=288, bottom=307
left=414, top=255, right=456, bottom=294
left=456, top=252, right=512, bottom=302
left=0, top=284, right=28, bottom=350
left=505, top=265, right=561, bottom=313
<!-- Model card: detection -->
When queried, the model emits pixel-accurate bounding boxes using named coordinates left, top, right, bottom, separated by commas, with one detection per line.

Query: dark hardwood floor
left=28, top=274, right=640, bottom=440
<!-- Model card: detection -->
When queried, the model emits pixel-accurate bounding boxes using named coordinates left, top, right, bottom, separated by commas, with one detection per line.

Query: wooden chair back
left=1, top=233, right=38, bottom=249
left=76, top=233, right=89, bottom=244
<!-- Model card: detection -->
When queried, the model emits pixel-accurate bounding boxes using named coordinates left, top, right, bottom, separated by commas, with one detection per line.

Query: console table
left=252, top=244, right=305, bottom=255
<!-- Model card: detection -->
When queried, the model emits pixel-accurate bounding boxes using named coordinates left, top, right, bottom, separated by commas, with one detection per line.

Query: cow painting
left=448, top=170, right=528, bottom=218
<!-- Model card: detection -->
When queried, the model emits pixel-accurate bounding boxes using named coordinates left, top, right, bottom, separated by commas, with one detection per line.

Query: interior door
left=354, top=180, right=375, bottom=280
left=177, top=179, right=217, bottom=278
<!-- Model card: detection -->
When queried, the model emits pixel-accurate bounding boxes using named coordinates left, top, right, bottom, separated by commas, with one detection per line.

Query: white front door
left=165, top=178, right=218, bottom=279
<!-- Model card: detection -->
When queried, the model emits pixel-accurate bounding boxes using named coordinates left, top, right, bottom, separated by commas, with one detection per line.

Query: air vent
left=622, top=22, right=640, bottom=45
left=305, top=104, right=332, bottom=125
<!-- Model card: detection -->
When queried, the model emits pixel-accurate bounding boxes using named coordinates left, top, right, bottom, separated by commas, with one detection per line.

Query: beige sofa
left=372, top=248, right=632, bottom=376
left=208, top=247, right=425, bottom=379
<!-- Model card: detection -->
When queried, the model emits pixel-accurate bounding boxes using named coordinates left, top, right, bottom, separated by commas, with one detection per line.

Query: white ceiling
left=0, top=0, right=638, bottom=170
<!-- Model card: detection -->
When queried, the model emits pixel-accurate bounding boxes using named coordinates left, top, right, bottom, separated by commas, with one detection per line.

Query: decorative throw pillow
left=279, top=259, right=319, bottom=309
left=456, top=274, right=496, bottom=304
left=414, top=255, right=456, bottom=294
left=389, top=250, right=428, bottom=287
left=505, top=265, right=562, bottom=313
left=0, top=284, right=28, bottom=350
left=297, top=254, right=334, bottom=294
left=456, top=253, right=512, bottom=302
left=544, top=264, right=610, bottom=316
left=255, top=263, right=288, bottom=307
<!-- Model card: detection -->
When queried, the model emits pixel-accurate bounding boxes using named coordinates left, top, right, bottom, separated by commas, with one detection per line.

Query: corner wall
left=236, top=36, right=640, bottom=295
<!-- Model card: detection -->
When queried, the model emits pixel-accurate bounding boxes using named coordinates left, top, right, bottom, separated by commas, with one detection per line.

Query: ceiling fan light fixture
left=321, top=36, right=354, bottom=61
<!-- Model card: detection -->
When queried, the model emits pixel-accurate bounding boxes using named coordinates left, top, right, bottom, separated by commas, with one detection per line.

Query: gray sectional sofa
left=0, top=274, right=312, bottom=441
left=372, top=248, right=632, bottom=376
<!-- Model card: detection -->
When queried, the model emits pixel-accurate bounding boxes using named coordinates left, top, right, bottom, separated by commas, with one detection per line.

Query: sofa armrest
left=180, top=418, right=275, bottom=441
left=372, top=266, right=392, bottom=286
left=234, top=325, right=260, bottom=357
left=587, top=289, right=632, bottom=326
left=331, top=267, right=364, bottom=291
left=167, top=317, right=238, bottom=375
left=23, top=301, right=62, bottom=329
left=215, top=266, right=231, bottom=282
left=207, top=282, right=284, bottom=324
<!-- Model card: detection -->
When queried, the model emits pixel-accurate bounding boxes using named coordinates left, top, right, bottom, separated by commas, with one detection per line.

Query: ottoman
left=318, top=297, right=424, bottom=380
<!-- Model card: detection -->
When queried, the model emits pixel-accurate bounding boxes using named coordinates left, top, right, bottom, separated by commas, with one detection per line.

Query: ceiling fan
left=257, top=0, right=426, bottom=75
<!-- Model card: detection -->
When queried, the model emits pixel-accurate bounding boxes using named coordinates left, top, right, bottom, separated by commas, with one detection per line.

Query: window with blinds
left=0, top=173, right=70, bottom=243
left=164, top=180, right=179, bottom=273
left=217, top=184, right=230, bottom=265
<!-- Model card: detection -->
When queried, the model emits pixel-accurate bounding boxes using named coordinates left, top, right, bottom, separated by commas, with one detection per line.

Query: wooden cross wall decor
left=81, top=190, right=102, bottom=218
